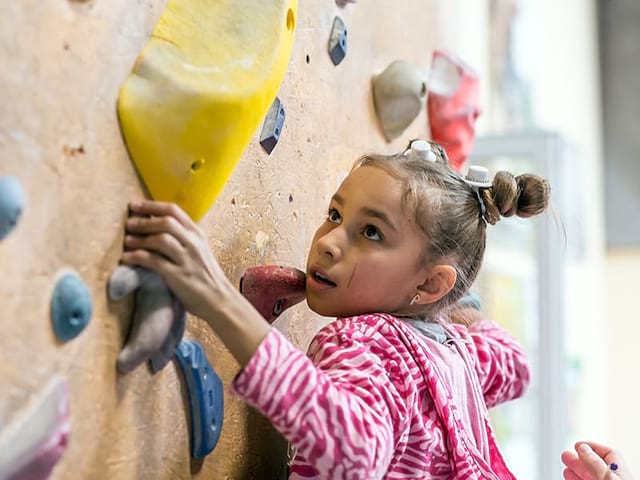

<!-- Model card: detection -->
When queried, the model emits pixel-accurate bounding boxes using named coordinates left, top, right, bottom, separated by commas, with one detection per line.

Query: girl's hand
left=561, top=442, right=633, bottom=480
left=120, top=200, right=271, bottom=367
left=121, top=200, right=233, bottom=321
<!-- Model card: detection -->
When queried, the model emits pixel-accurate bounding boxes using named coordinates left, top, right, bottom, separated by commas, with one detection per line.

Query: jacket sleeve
left=230, top=325, right=407, bottom=479
left=452, top=320, right=531, bottom=408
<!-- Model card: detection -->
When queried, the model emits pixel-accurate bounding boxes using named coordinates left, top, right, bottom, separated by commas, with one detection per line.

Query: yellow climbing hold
left=117, top=0, right=297, bottom=220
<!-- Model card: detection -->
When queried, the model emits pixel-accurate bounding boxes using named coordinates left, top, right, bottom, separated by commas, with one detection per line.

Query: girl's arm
left=232, top=325, right=402, bottom=478
left=452, top=320, right=531, bottom=408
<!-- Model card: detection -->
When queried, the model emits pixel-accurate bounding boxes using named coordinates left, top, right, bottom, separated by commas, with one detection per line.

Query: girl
left=121, top=141, right=549, bottom=479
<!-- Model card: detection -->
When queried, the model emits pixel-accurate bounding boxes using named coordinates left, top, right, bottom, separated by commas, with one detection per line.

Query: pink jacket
left=231, top=313, right=530, bottom=479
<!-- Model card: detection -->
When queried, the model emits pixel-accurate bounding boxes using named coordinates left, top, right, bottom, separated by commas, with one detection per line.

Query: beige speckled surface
left=0, top=1, right=441, bottom=478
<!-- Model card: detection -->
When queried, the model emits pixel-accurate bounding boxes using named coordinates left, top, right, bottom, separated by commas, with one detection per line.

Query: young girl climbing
left=120, top=140, right=550, bottom=479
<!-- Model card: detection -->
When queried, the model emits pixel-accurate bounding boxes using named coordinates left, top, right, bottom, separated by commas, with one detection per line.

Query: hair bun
left=481, top=171, right=550, bottom=224
left=514, top=173, right=550, bottom=217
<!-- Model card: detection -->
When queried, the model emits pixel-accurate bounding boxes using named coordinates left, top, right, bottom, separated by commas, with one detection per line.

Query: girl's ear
left=415, top=265, right=457, bottom=304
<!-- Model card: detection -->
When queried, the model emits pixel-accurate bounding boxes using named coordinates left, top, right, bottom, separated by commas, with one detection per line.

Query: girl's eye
left=363, top=225, right=381, bottom=241
left=327, top=208, right=342, bottom=224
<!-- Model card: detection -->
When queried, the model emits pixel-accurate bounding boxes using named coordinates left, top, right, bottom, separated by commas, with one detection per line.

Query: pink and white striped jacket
left=231, top=313, right=530, bottom=479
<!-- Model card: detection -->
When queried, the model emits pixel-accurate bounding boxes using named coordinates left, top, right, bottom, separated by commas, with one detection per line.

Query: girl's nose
left=315, top=228, right=344, bottom=260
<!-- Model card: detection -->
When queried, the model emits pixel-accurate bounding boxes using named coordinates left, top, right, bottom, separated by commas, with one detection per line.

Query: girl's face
left=306, top=166, right=431, bottom=318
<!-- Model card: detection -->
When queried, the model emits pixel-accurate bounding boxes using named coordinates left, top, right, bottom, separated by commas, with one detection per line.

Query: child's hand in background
left=561, top=442, right=633, bottom=480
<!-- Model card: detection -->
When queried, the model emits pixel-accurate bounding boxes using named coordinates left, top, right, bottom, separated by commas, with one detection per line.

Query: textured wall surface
left=0, top=1, right=441, bottom=478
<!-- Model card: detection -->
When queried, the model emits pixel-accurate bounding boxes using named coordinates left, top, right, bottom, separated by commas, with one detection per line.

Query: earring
left=410, top=294, right=420, bottom=306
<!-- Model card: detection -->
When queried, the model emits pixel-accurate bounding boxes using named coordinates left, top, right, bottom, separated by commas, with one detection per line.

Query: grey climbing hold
left=0, top=176, right=26, bottom=241
left=372, top=60, right=427, bottom=142
left=51, top=272, right=93, bottom=342
left=259, top=96, right=286, bottom=155
left=149, top=301, right=186, bottom=373
left=108, top=265, right=186, bottom=374
left=108, top=265, right=154, bottom=301
left=328, top=16, right=347, bottom=66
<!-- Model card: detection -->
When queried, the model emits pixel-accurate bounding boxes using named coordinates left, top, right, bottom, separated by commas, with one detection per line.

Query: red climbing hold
left=427, top=50, right=481, bottom=173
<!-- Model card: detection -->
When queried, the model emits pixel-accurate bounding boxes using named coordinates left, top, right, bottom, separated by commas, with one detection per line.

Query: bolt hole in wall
left=191, top=158, right=205, bottom=172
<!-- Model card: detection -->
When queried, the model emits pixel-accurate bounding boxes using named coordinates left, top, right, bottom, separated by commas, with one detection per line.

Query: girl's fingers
left=124, top=233, right=185, bottom=265
left=129, top=200, right=197, bottom=231
left=125, top=215, right=193, bottom=248
left=120, top=249, right=178, bottom=279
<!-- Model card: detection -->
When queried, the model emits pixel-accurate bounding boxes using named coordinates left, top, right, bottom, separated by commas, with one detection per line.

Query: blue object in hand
left=51, top=272, right=93, bottom=342
left=175, top=340, right=224, bottom=459
left=0, top=176, right=26, bottom=240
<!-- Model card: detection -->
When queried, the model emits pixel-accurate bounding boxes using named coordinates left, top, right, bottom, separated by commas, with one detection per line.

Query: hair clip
left=463, top=165, right=492, bottom=188
left=463, top=165, right=491, bottom=217
left=404, top=140, right=437, bottom=162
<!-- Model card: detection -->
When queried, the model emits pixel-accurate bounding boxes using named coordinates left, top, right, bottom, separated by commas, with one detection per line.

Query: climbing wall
left=0, top=0, right=442, bottom=478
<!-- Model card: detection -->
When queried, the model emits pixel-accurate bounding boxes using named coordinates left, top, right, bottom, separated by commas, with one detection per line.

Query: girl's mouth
left=310, top=270, right=337, bottom=287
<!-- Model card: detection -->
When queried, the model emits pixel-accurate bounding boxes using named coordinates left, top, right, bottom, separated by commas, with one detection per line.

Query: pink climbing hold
left=427, top=49, right=481, bottom=173
left=0, top=377, right=70, bottom=480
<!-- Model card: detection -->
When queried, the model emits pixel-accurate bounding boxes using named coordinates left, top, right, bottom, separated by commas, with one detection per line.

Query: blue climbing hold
left=259, top=96, right=286, bottom=155
left=175, top=340, right=224, bottom=459
left=0, top=176, right=26, bottom=241
left=51, top=272, right=93, bottom=342
left=459, top=290, right=482, bottom=311
left=328, top=16, right=347, bottom=66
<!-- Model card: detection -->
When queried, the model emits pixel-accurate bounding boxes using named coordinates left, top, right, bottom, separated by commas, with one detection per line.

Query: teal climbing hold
left=0, top=176, right=26, bottom=240
left=51, top=272, right=93, bottom=342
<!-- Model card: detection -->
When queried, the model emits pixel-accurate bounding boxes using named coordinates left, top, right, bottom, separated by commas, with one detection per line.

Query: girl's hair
left=353, top=140, right=550, bottom=317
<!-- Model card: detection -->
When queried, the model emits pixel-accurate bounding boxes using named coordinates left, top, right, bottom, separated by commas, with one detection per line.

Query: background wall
left=0, top=1, right=443, bottom=478
left=599, top=0, right=640, bottom=470
left=600, top=0, right=640, bottom=247
left=605, top=251, right=640, bottom=472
